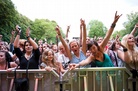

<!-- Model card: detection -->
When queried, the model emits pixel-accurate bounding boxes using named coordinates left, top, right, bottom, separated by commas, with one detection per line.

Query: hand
left=69, top=63, right=79, bottom=70
left=115, top=34, right=120, bottom=41
left=45, top=66, right=53, bottom=71
left=55, top=25, right=61, bottom=36
left=80, top=18, right=86, bottom=28
left=135, top=23, right=138, bottom=29
left=113, top=11, right=122, bottom=24
left=67, top=25, right=70, bottom=32
left=15, top=25, right=21, bottom=32
left=11, top=30, right=15, bottom=36
left=26, top=27, right=30, bottom=37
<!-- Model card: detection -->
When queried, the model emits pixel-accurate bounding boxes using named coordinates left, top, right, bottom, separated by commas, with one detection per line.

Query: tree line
left=0, top=0, right=138, bottom=43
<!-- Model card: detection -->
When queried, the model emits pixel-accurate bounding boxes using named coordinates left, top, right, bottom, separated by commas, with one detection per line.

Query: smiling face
left=47, top=50, right=54, bottom=61
left=127, top=34, right=135, bottom=46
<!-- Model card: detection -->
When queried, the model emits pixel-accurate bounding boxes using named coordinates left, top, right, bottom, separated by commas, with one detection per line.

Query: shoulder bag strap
left=113, top=51, right=118, bottom=67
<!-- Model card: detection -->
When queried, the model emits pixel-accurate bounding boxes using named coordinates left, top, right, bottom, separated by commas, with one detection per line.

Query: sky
left=11, top=0, right=138, bottom=40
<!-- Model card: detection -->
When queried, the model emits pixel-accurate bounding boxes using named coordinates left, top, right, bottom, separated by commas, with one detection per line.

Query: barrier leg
left=9, top=78, right=14, bottom=91
left=84, top=76, right=88, bottom=91
left=108, top=74, right=116, bottom=91
left=34, top=78, right=38, bottom=91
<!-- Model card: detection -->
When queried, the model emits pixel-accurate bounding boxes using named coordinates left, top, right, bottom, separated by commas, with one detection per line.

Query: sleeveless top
left=95, top=53, right=114, bottom=67
left=70, top=50, right=91, bottom=68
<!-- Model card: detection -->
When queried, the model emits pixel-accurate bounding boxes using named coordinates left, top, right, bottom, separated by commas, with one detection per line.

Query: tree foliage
left=87, top=20, right=107, bottom=38
left=31, top=19, right=60, bottom=44
left=119, top=12, right=138, bottom=37
left=0, top=0, right=65, bottom=44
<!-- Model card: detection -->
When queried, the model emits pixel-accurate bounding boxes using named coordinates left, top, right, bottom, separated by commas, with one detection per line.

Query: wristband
left=123, top=48, right=128, bottom=52
left=111, top=23, right=116, bottom=28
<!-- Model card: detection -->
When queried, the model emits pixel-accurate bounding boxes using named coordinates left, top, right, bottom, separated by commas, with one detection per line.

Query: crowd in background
left=0, top=11, right=138, bottom=76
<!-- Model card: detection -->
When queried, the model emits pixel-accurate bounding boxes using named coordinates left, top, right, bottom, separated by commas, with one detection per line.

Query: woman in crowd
left=40, top=49, right=66, bottom=74
left=14, top=25, right=40, bottom=69
left=69, top=11, right=122, bottom=68
left=107, top=35, right=125, bottom=67
left=0, top=50, right=17, bottom=70
left=120, top=23, right=138, bottom=70
left=56, top=19, right=91, bottom=68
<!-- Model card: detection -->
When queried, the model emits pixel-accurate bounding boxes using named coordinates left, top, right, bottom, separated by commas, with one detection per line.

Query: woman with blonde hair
left=40, top=49, right=66, bottom=74
left=121, top=23, right=138, bottom=70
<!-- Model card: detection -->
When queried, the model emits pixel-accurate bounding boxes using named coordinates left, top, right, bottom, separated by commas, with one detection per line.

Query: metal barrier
left=0, top=67, right=137, bottom=91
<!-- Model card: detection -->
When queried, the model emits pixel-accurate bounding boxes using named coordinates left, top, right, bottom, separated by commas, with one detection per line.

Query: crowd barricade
left=0, top=67, right=137, bottom=91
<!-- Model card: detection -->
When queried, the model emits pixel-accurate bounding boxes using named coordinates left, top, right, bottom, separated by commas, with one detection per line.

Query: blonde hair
left=41, top=49, right=59, bottom=68
left=121, top=34, right=138, bottom=62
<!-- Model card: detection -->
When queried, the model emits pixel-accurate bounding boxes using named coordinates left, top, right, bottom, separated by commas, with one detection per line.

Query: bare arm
left=130, top=23, right=138, bottom=35
left=55, top=26, right=72, bottom=60
left=14, top=25, right=21, bottom=48
left=81, top=19, right=86, bottom=55
left=100, top=11, right=122, bottom=49
left=117, top=50, right=130, bottom=63
left=66, top=26, right=70, bottom=39
left=117, top=40, right=131, bottom=63
left=26, top=27, right=38, bottom=49
left=10, top=30, right=15, bottom=44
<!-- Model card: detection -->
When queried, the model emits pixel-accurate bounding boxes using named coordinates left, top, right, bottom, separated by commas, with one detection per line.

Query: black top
left=14, top=48, right=40, bottom=69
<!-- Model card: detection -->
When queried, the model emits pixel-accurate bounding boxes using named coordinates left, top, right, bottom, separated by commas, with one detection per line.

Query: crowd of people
left=0, top=11, right=138, bottom=77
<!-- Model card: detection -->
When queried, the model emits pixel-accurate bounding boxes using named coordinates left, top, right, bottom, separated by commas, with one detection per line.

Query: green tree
left=31, top=19, right=65, bottom=44
left=87, top=20, right=107, bottom=38
left=122, top=12, right=138, bottom=36
left=0, top=0, right=32, bottom=42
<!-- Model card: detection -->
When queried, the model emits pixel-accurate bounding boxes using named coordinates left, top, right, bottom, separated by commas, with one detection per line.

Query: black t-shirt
left=14, top=48, right=40, bottom=69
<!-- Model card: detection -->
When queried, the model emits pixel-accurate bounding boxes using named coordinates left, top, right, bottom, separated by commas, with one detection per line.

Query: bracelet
left=111, top=23, right=116, bottom=28
left=123, top=48, right=128, bottom=52
left=26, top=36, right=30, bottom=39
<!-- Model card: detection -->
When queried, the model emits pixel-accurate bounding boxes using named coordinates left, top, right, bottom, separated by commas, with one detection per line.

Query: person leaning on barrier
left=69, top=11, right=122, bottom=69
left=0, top=50, right=17, bottom=70
left=13, top=25, right=40, bottom=69
left=120, top=23, right=138, bottom=72
left=55, top=19, right=92, bottom=68
left=40, top=49, right=66, bottom=74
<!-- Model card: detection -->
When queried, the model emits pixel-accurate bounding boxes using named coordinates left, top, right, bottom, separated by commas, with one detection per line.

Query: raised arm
left=14, top=25, right=21, bottom=48
left=80, top=19, right=87, bottom=55
left=130, top=23, right=138, bottom=35
left=117, top=40, right=131, bottom=63
left=26, top=27, right=38, bottom=49
left=55, top=25, right=72, bottom=60
left=100, top=11, right=122, bottom=49
left=66, top=25, right=70, bottom=39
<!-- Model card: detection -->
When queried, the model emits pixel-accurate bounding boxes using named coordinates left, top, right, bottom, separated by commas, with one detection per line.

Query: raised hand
left=67, top=25, right=70, bottom=32
left=11, top=30, right=15, bottom=36
left=113, top=11, right=122, bottom=24
left=26, top=27, right=30, bottom=37
left=55, top=25, right=61, bottom=36
left=80, top=18, right=86, bottom=28
left=135, top=23, right=138, bottom=29
left=15, top=25, right=21, bottom=32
